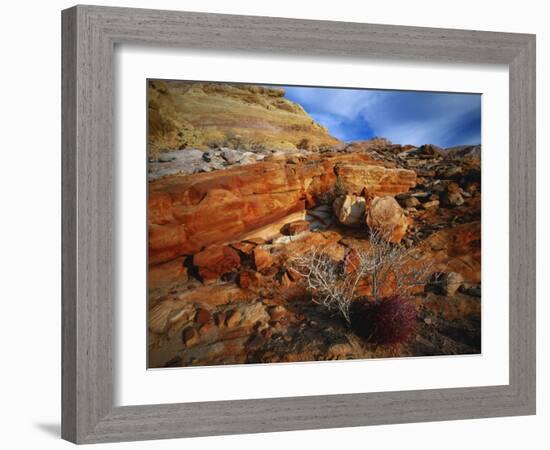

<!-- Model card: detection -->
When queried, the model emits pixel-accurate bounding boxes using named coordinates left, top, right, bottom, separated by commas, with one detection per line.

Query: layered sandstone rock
left=334, top=163, right=417, bottom=197
left=148, top=154, right=417, bottom=264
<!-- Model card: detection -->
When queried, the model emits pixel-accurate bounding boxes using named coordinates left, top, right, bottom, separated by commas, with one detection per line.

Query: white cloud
left=282, top=86, right=481, bottom=147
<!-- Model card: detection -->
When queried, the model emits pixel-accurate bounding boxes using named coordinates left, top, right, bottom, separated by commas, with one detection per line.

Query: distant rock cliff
left=147, top=80, right=341, bottom=157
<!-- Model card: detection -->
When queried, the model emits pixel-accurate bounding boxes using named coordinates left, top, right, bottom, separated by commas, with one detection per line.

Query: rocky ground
left=147, top=140, right=481, bottom=368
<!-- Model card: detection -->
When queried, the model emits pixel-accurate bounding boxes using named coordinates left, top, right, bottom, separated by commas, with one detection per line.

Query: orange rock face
left=148, top=154, right=417, bottom=265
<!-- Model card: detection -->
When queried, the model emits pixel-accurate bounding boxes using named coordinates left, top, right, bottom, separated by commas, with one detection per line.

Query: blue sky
left=280, top=85, right=481, bottom=148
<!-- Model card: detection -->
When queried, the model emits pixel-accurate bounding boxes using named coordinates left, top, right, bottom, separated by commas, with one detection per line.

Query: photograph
left=147, top=80, right=482, bottom=368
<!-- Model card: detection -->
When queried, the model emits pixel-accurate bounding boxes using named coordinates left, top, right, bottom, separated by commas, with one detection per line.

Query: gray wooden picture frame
left=61, top=4, right=536, bottom=444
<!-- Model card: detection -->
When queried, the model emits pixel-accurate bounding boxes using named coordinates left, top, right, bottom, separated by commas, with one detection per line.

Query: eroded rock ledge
left=148, top=153, right=417, bottom=264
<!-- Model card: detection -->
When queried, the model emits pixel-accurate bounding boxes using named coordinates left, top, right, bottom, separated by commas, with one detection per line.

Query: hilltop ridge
left=148, top=80, right=341, bottom=156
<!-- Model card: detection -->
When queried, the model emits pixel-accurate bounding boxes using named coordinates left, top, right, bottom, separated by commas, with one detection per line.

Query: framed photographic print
left=62, top=5, right=536, bottom=444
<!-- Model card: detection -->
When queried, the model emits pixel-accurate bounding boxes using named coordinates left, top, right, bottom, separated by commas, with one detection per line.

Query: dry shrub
left=291, top=229, right=434, bottom=325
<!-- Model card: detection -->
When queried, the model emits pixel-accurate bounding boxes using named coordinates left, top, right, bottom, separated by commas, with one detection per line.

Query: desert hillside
left=148, top=80, right=341, bottom=157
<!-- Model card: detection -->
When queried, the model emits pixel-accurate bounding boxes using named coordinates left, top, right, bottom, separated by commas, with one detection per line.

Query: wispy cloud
left=281, top=85, right=481, bottom=148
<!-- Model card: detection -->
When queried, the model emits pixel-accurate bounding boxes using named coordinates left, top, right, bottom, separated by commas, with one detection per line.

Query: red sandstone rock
left=231, top=241, right=256, bottom=254
left=238, top=270, right=259, bottom=289
left=252, top=247, right=273, bottom=271
left=148, top=154, right=416, bottom=264
left=193, top=245, right=241, bottom=281
left=334, top=163, right=416, bottom=197
left=194, top=308, right=212, bottom=325
left=148, top=223, right=198, bottom=264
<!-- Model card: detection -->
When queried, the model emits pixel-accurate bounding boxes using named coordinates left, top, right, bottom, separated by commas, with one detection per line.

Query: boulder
left=252, top=247, right=273, bottom=271
left=332, top=195, right=366, bottom=227
left=334, top=163, right=417, bottom=197
left=202, top=150, right=222, bottom=162
left=422, top=222, right=481, bottom=284
left=148, top=149, right=213, bottom=180
left=366, top=196, right=410, bottom=243
left=194, top=308, right=212, bottom=325
left=221, top=148, right=244, bottom=164
left=239, top=152, right=260, bottom=165
left=193, top=245, right=241, bottom=281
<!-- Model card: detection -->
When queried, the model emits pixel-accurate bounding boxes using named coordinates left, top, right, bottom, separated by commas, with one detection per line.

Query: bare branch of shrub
left=291, top=229, right=436, bottom=324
